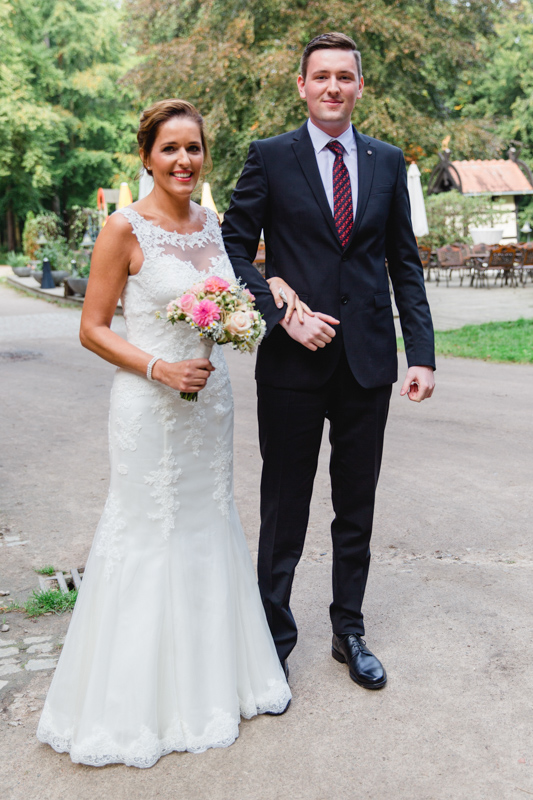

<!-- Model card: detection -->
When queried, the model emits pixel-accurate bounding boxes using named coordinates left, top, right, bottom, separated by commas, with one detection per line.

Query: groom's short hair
left=300, top=32, right=362, bottom=81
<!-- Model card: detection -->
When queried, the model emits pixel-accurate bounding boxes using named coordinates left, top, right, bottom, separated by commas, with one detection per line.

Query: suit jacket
left=222, top=122, right=435, bottom=390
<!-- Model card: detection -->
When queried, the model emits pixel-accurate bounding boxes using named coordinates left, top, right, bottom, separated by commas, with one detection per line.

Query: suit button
left=341, top=255, right=348, bottom=262
left=341, top=295, right=349, bottom=304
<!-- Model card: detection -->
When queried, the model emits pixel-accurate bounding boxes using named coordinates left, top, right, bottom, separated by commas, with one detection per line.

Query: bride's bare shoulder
left=95, top=210, right=137, bottom=243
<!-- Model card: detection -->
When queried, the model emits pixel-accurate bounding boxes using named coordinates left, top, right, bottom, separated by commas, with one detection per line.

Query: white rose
left=226, top=311, right=253, bottom=336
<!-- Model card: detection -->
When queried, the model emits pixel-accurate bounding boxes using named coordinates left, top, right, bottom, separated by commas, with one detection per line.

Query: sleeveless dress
left=36, top=207, right=291, bottom=768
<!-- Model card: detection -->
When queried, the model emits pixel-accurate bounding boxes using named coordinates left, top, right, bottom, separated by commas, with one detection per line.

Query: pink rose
left=190, top=282, right=205, bottom=295
left=178, top=293, right=198, bottom=314
left=204, top=276, right=230, bottom=293
left=226, top=311, right=253, bottom=336
left=192, top=299, right=221, bottom=327
left=243, top=288, right=255, bottom=302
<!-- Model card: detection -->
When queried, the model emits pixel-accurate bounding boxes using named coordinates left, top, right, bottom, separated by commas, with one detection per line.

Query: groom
left=222, top=32, right=435, bottom=689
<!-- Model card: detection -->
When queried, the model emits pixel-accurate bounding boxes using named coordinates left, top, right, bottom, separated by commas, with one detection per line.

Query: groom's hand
left=400, top=366, right=435, bottom=402
left=279, top=311, right=339, bottom=351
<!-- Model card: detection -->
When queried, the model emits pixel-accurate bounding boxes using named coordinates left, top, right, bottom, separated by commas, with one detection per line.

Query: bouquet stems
left=181, top=339, right=215, bottom=402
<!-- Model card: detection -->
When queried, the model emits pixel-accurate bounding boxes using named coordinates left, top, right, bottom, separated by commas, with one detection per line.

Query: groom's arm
left=222, top=142, right=285, bottom=335
left=385, top=149, right=436, bottom=375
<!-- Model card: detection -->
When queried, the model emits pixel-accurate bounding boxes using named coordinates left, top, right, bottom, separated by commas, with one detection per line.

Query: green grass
left=35, top=565, right=55, bottom=576
left=398, top=318, right=533, bottom=363
left=0, top=589, right=78, bottom=617
left=0, top=600, right=23, bottom=613
left=24, top=588, right=78, bottom=617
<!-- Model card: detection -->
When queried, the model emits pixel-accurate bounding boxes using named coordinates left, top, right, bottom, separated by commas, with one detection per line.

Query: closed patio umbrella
left=407, top=162, right=429, bottom=238
left=117, top=182, right=133, bottom=209
left=201, top=182, right=220, bottom=220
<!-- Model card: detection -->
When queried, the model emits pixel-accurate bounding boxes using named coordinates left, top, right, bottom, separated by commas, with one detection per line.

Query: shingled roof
left=452, top=159, right=533, bottom=196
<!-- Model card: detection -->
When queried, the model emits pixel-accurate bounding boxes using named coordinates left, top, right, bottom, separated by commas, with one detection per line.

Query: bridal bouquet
left=161, top=276, right=266, bottom=401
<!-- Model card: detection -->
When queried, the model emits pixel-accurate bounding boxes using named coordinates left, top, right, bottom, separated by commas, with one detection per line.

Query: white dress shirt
left=307, top=119, right=358, bottom=219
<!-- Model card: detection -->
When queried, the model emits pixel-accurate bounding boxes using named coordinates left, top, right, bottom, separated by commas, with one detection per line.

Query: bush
left=35, top=238, right=72, bottom=271
left=68, top=206, right=101, bottom=248
left=22, top=212, right=64, bottom=259
left=69, top=249, right=91, bottom=278
left=5, top=251, right=29, bottom=268
left=421, top=192, right=495, bottom=249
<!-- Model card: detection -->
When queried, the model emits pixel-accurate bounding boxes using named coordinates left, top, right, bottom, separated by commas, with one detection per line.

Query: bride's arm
left=266, top=277, right=314, bottom=324
left=80, top=215, right=214, bottom=393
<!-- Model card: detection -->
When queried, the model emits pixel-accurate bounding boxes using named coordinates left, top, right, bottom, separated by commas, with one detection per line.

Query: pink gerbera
left=204, top=276, right=230, bottom=293
left=192, top=299, right=221, bottom=327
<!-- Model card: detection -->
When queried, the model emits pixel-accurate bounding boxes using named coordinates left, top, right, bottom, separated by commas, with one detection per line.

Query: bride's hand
left=267, top=277, right=313, bottom=324
left=152, top=358, right=215, bottom=392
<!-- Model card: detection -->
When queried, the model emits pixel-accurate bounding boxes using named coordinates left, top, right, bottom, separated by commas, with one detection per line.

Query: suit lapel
left=291, top=124, right=340, bottom=243
left=347, top=128, right=376, bottom=248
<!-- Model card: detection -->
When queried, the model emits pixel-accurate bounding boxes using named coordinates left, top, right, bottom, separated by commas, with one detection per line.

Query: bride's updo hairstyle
left=137, top=99, right=212, bottom=177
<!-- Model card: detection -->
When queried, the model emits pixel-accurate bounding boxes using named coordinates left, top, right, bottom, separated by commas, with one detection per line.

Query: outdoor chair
left=467, top=243, right=492, bottom=287
left=517, top=244, right=533, bottom=284
left=488, top=245, right=520, bottom=287
left=435, top=244, right=470, bottom=286
left=417, top=245, right=433, bottom=281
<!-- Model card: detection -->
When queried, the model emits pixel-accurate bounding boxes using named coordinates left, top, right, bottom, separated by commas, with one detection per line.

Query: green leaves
left=0, top=0, right=141, bottom=236
left=126, top=0, right=504, bottom=207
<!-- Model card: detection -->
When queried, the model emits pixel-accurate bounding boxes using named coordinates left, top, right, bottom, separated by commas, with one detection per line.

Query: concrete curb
left=4, top=274, right=123, bottom=314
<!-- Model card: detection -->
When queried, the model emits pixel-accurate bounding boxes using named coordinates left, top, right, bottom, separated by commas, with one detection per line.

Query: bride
left=36, top=99, right=295, bottom=768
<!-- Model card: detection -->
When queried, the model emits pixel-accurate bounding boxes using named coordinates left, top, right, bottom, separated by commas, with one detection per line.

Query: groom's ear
left=297, top=74, right=306, bottom=100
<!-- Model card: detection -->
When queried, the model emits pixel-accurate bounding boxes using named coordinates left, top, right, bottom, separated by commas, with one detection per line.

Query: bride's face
left=144, top=116, right=204, bottom=199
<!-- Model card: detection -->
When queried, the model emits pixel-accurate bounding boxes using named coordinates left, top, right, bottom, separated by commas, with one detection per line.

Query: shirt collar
left=307, top=119, right=356, bottom=154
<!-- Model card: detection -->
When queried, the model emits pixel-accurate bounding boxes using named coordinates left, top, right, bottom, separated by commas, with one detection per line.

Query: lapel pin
left=367, top=150, right=373, bottom=155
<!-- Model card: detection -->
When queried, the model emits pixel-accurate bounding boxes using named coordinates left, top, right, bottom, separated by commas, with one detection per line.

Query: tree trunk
left=6, top=207, right=15, bottom=251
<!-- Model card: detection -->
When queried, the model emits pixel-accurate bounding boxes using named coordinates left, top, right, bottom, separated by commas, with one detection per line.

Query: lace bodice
left=117, top=206, right=235, bottom=363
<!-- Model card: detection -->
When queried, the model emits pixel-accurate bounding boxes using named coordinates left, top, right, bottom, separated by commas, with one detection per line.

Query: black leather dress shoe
left=332, top=634, right=387, bottom=689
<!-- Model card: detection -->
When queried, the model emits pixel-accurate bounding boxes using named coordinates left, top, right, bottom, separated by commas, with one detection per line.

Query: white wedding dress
left=37, top=207, right=291, bottom=768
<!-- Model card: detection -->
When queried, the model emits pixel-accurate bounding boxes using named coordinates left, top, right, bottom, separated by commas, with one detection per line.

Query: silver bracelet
left=146, top=356, right=161, bottom=381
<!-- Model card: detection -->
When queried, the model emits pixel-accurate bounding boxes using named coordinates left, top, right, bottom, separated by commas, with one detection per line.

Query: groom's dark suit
left=222, top=122, right=435, bottom=662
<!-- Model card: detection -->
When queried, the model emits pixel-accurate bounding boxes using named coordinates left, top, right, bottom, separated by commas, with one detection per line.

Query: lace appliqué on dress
left=240, top=678, right=292, bottom=718
left=144, top=449, right=181, bottom=539
left=118, top=207, right=221, bottom=259
left=151, top=387, right=178, bottom=433
left=184, top=403, right=207, bottom=457
left=114, top=412, right=142, bottom=452
left=37, top=702, right=241, bottom=766
left=210, top=436, right=233, bottom=518
left=95, top=492, right=127, bottom=580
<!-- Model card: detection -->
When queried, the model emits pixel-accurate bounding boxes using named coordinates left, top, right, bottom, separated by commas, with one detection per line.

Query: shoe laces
left=345, top=634, right=369, bottom=654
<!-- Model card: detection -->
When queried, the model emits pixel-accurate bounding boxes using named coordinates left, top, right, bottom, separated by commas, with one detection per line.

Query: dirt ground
left=1, top=281, right=533, bottom=800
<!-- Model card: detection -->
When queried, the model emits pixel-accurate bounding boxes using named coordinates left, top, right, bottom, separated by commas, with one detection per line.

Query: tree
left=125, top=0, right=505, bottom=207
left=0, top=0, right=140, bottom=249
left=457, top=0, right=533, bottom=164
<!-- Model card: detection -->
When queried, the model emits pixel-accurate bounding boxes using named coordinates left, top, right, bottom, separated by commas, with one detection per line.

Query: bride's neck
left=148, top=185, right=197, bottom=226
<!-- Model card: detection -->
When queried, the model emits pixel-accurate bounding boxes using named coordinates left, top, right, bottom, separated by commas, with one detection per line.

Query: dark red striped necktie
left=326, top=140, right=353, bottom=247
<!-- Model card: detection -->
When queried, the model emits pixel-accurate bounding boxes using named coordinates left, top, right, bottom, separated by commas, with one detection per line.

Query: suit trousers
left=256, top=350, right=392, bottom=662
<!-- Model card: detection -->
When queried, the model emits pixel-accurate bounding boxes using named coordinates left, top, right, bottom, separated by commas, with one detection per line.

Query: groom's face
left=297, top=48, right=364, bottom=136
